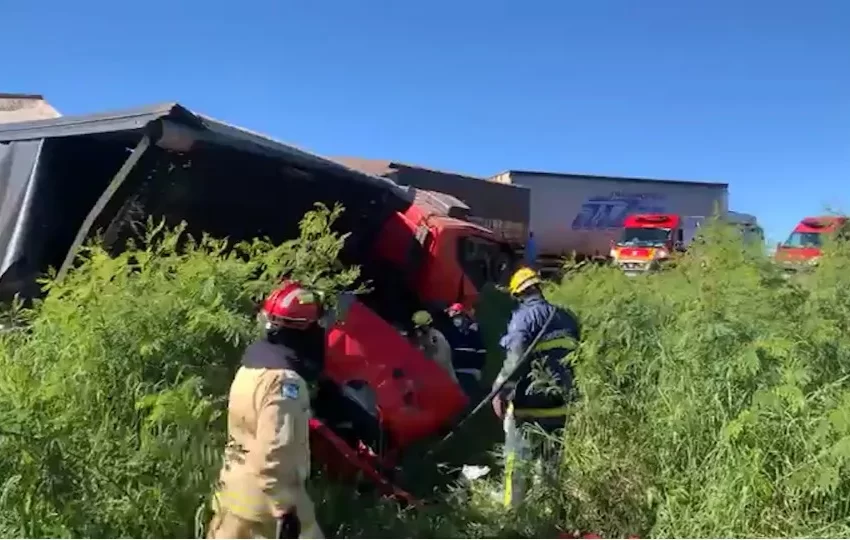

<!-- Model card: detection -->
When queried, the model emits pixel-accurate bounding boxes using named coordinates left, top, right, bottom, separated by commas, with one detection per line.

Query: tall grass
left=3, top=209, right=850, bottom=538
left=547, top=220, right=850, bottom=537
left=0, top=203, right=361, bottom=538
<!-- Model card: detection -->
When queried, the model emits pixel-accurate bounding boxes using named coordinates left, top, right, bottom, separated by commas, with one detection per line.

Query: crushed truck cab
left=310, top=296, right=469, bottom=502
left=373, top=201, right=515, bottom=313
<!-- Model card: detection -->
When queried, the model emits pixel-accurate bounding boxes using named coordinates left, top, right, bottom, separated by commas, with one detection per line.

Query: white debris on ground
left=460, top=464, right=491, bottom=481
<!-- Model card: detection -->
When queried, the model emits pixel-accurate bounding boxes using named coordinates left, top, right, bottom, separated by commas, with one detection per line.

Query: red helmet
left=260, top=280, right=321, bottom=332
left=446, top=302, right=465, bottom=316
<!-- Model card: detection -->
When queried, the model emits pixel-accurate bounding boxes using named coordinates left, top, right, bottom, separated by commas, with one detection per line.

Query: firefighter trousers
left=502, top=403, right=566, bottom=509
left=206, top=499, right=323, bottom=539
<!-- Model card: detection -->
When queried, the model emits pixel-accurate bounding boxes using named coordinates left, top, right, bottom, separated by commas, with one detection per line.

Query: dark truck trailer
left=331, top=158, right=531, bottom=248
left=0, top=103, right=414, bottom=301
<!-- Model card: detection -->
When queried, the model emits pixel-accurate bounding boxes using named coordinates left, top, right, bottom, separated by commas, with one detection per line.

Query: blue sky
left=3, top=0, right=848, bottom=242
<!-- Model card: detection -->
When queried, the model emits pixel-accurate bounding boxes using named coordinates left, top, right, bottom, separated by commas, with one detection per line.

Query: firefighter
left=410, top=309, right=458, bottom=383
left=492, top=266, right=580, bottom=509
left=444, top=302, right=487, bottom=400
left=208, top=280, right=325, bottom=539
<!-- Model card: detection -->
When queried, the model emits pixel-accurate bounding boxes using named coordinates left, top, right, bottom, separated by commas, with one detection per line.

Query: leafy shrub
left=7, top=202, right=850, bottom=539
left=0, top=203, right=361, bottom=538
left=543, top=219, right=850, bottom=537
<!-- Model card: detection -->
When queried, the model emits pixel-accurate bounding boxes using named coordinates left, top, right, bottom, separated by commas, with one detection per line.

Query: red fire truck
left=609, top=214, right=700, bottom=275
left=774, top=216, right=848, bottom=270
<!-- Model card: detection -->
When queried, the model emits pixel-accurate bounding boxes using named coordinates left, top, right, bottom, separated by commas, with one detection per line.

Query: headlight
left=656, top=249, right=668, bottom=259
left=808, top=257, right=820, bottom=266
left=609, top=248, right=617, bottom=258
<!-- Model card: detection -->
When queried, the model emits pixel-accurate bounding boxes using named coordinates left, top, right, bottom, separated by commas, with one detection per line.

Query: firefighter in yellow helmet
left=493, top=266, right=580, bottom=509
left=410, top=309, right=458, bottom=384
left=207, top=280, right=325, bottom=539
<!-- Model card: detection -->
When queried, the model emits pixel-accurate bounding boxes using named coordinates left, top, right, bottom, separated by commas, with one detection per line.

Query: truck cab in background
left=774, top=216, right=847, bottom=270
left=611, top=211, right=765, bottom=275
left=610, top=214, right=700, bottom=275
left=728, top=212, right=764, bottom=244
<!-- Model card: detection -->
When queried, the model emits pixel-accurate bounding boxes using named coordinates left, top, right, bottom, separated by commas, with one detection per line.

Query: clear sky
left=3, top=0, right=848, bottom=243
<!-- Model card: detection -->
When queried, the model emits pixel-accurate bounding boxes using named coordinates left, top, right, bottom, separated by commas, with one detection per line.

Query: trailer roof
left=332, top=156, right=489, bottom=182
left=0, top=102, right=413, bottom=201
left=495, top=169, right=728, bottom=189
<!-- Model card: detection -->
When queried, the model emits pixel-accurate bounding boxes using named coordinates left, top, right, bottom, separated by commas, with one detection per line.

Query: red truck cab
left=775, top=216, right=847, bottom=268
left=311, top=195, right=515, bottom=500
left=610, top=214, right=685, bottom=274
left=371, top=195, right=515, bottom=314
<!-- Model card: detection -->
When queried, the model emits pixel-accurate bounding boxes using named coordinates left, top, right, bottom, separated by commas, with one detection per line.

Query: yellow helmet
left=412, top=310, right=433, bottom=328
left=508, top=267, right=542, bottom=296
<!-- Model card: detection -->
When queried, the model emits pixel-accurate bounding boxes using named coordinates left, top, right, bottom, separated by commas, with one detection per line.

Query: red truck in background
left=609, top=214, right=701, bottom=275
left=610, top=211, right=764, bottom=275
left=774, top=216, right=848, bottom=270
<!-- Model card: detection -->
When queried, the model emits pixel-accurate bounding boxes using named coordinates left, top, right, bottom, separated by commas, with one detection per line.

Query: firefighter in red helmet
left=208, top=280, right=325, bottom=539
left=444, top=303, right=487, bottom=400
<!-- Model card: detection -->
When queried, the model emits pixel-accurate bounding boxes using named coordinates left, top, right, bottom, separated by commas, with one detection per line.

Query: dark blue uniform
left=443, top=313, right=487, bottom=401
left=494, top=292, right=580, bottom=508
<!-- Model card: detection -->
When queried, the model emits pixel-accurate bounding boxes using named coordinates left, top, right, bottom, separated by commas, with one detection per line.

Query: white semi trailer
left=487, top=170, right=730, bottom=274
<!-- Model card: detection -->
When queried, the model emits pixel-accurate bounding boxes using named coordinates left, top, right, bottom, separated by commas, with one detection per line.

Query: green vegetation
left=2, top=208, right=850, bottom=538
left=0, top=203, right=361, bottom=538
left=546, top=221, right=850, bottom=537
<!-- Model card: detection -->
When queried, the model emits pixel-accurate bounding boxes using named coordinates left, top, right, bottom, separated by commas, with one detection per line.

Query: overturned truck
left=0, top=102, right=513, bottom=502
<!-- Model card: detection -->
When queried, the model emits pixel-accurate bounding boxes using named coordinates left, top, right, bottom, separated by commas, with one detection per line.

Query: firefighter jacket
left=414, top=327, right=458, bottom=383
left=211, top=339, right=322, bottom=537
left=494, top=293, right=580, bottom=415
left=443, top=315, right=487, bottom=382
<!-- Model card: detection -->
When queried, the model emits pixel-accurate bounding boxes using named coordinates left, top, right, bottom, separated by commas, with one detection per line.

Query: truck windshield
left=739, top=224, right=764, bottom=244
left=457, top=236, right=512, bottom=290
left=619, top=227, right=671, bottom=247
left=783, top=231, right=823, bottom=248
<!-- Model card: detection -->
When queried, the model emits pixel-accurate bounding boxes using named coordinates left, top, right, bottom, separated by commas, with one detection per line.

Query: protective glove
left=492, top=394, right=504, bottom=420
left=275, top=508, right=301, bottom=539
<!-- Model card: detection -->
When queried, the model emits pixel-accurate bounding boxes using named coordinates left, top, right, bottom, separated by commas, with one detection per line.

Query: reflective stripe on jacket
left=444, top=316, right=487, bottom=379
left=495, top=293, right=580, bottom=412
left=213, top=340, right=318, bottom=526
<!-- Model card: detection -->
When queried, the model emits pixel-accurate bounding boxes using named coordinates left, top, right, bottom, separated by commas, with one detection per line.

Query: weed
left=4, top=210, right=850, bottom=538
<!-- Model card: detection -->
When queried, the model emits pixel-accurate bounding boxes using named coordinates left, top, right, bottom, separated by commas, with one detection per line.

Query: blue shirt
left=524, top=234, right=538, bottom=266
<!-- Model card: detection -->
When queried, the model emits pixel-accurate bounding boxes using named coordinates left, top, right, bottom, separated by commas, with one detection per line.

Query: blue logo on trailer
left=570, top=192, right=668, bottom=230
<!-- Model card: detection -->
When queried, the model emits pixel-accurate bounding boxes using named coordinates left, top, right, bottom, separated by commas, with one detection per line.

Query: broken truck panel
left=412, top=188, right=471, bottom=220
left=322, top=298, right=468, bottom=448
left=0, top=102, right=414, bottom=300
